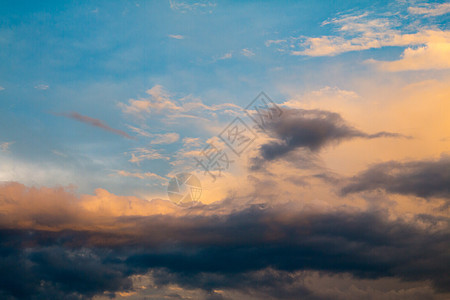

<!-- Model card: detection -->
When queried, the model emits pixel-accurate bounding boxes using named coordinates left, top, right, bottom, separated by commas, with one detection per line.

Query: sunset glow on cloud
left=0, top=1, right=449, bottom=299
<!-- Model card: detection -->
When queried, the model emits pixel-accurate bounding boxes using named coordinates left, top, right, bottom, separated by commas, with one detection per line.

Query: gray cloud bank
left=0, top=207, right=448, bottom=299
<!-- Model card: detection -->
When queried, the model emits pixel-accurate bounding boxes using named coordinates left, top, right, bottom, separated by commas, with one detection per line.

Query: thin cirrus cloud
left=57, top=111, right=134, bottom=139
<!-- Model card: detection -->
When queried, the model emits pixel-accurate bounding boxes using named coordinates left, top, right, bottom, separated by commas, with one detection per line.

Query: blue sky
left=1, top=0, right=449, bottom=198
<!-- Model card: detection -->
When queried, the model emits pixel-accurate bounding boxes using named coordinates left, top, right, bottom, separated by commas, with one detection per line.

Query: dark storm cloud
left=341, top=156, right=450, bottom=201
left=0, top=207, right=448, bottom=299
left=256, top=108, right=409, bottom=162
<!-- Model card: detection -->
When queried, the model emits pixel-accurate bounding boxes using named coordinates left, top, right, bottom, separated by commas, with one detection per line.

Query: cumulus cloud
left=341, top=155, right=450, bottom=201
left=254, top=108, right=408, bottom=163
left=57, top=112, right=134, bottom=139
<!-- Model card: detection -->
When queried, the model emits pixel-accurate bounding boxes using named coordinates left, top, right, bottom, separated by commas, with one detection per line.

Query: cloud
left=119, top=85, right=241, bottom=120
left=0, top=141, right=14, bottom=152
left=374, top=42, right=450, bottom=71
left=408, top=3, right=450, bottom=17
left=169, top=34, right=185, bottom=39
left=218, top=52, right=232, bottom=60
left=265, top=39, right=287, bottom=47
left=127, top=126, right=180, bottom=144
left=341, top=155, right=450, bottom=201
left=0, top=86, right=4, bottom=91
left=255, top=108, right=409, bottom=162
left=57, top=112, right=134, bottom=139
left=118, top=85, right=182, bottom=117
left=241, top=48, right=255, bottom=57
left=292, top=28, right=450, bottom=57
left=127, top=147, right=170, bottom=165
left=114, top=170, right=167, bottom=181
left=0, top=184, right=448, bottom=299
left=150, top=132, right=180, bottom=144
left=34, top=84, right=49, bottom=90
left=278, top=9, right=450, bottom=61
left=169, top=0, right=216, bottom=14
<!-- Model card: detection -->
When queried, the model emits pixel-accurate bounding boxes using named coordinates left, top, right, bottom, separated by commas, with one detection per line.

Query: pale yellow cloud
left=376, top=42, right=450, bottom=71
left=293, top=29, right=450, bottom=57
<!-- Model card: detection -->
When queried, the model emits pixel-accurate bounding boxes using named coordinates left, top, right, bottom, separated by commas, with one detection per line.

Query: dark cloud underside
left=0, top=208, right=448, bottom=299
left=341, top=156, right=450, bottom=201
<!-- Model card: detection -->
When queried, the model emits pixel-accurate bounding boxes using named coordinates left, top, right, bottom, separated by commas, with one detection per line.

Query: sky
left=0, top=0, right=449, bottom=299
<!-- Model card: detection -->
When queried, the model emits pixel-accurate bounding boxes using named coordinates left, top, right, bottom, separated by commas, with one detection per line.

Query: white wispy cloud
left=127, top=147, right=170, bottom=165
left=267, top=10, right=450, bottom=71
left=34, top=84, right=49, bottom=90
left=168, top=34, right=185, bottom=39
left=0, top=86, right=4, bottom=91
left=271, top=11, right=450, bottom=59
left=265, top=39, right=287, bottom=47
left=169, top=0, right=216, bottom=13
left=241, top=48, right=255, bottom=57
left=408, top=3, right=450, bottom=17
left=114, top=170, right=167, bottom=181
left=150, top=133, right=180, bottom=144
left=219, top=52, right=232, bottom=60
left=119, top=85, right=241, bottom=120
